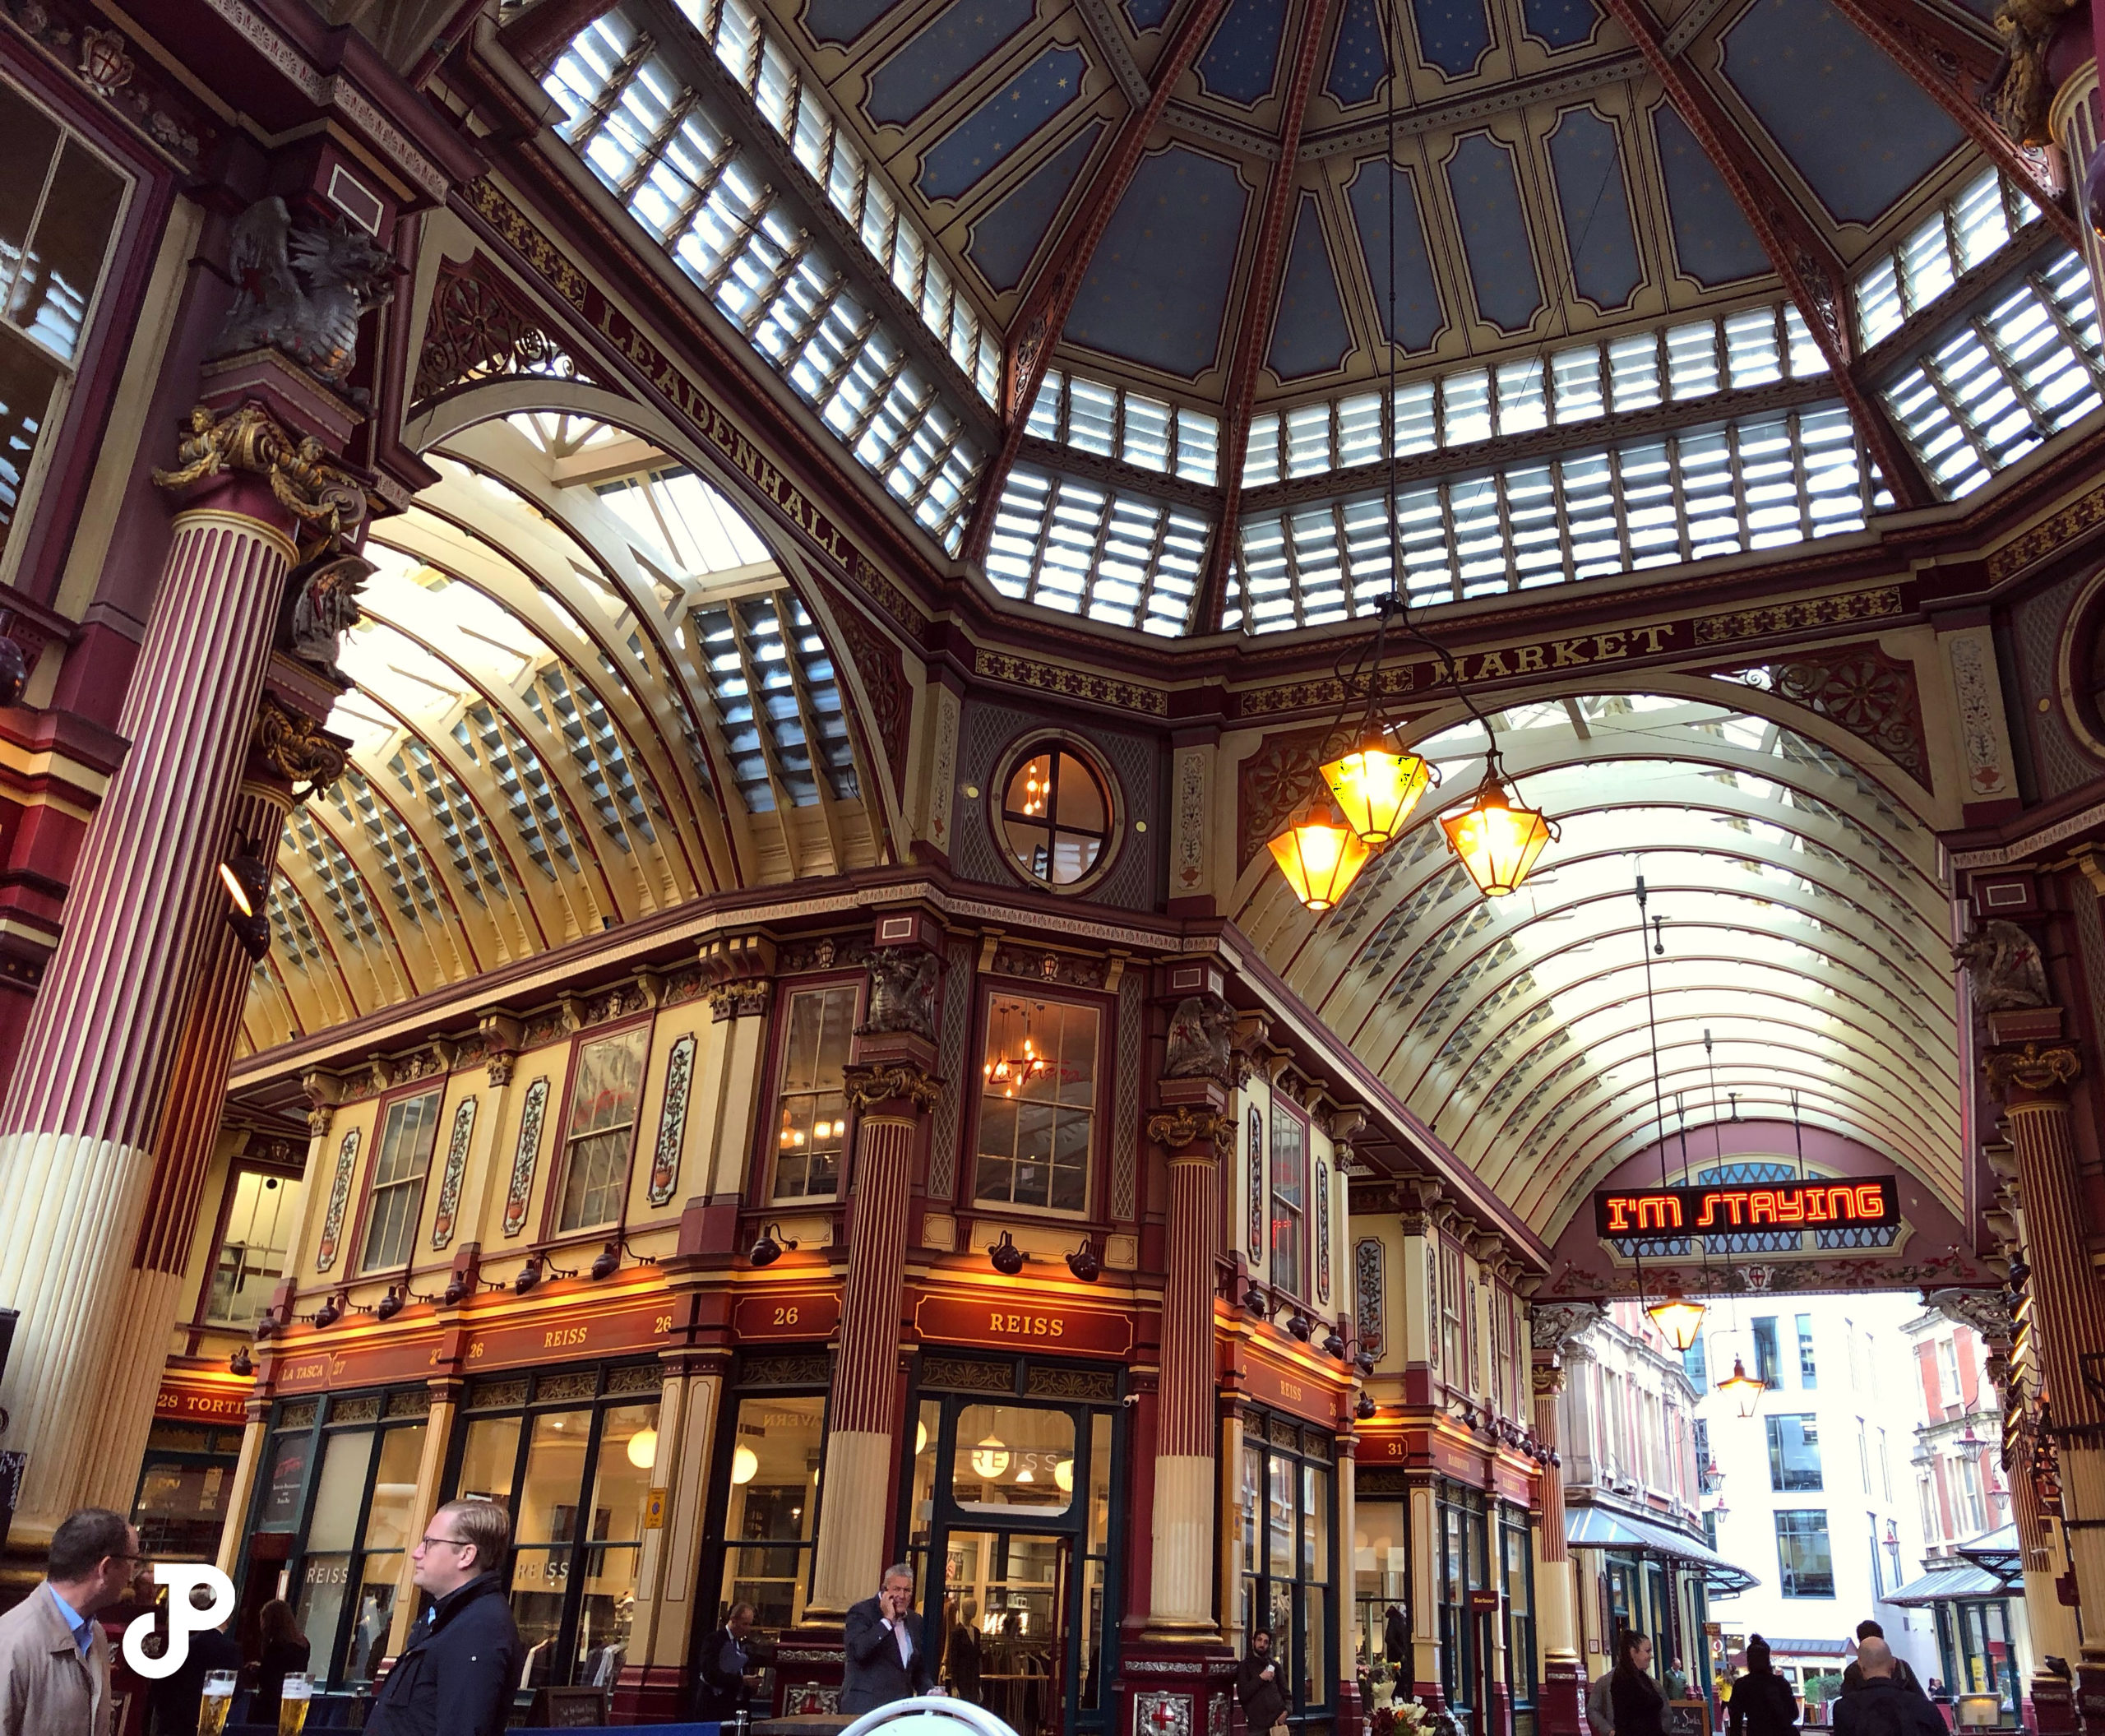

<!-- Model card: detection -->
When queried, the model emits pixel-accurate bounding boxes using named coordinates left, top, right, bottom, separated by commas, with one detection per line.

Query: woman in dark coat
left=251, top=1599, right=312, bottom=1724
left=1610, top=1630, right=1667, bottom=1736
left=1728, top=1636, right=1801, bottom=1736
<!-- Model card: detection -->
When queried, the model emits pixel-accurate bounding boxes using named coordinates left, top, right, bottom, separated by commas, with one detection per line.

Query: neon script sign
left=1593, top=1178, right=1899, bottom=1237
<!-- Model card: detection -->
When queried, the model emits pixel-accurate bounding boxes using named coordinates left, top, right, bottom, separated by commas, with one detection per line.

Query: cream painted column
left=1409, top=1481, right=1443, bottom=1703
left=215, top=1404, right=271, bottom=1578
left=807, top=1044, right=940, bottom=1619
left=645, top=1354, right=724, bottom=1669
left=1531, top=1360, right=1582, bottom=1736
left=1142, top=1096, right=1231, bottom=1636
left=2009, top=1421, right=2080, bottom=1732
left=696, top=933, right=777, bottom=1204
left=389, top=1384, right=460, bottom=1653
left=0, top=407, right=348, bottom=1535
left=1984, top=1031, right=2105, bottom=1736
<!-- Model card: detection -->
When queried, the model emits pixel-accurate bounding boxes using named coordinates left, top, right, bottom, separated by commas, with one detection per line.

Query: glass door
left=906, top=1389, right=1120, bottom=1736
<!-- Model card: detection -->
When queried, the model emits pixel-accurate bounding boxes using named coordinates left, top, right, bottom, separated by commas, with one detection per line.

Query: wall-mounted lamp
left=220, top=840, right=274, bottom=963
left=374, top=1286, right=404, bottom=1321
left=1287, top=1313, right=1313, bottom=1342
left=442, top=1270, right=470, bottom=1307
left=312, top=1293, right=344, bottom=1330
left=1355, top=1391, right=1377, bottom=1421
left=1242, top=1285, right=1268, bottom=1318
left=591, top=1243, right=621, bottom=1281
left=1322, top=1329, right=1347, bottom=1360
left=750, top=1224, right=798, bottom=1267
left=1066, top=1238, right=1100, bottom=1283
left=229, top=1345, right=254, bottom=1377
left=514, top=1256, right=544, bottom=1295
left=990, top=1230, right=1025, bottom=1276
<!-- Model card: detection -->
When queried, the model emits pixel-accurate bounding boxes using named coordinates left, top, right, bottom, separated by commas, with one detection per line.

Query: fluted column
left=68, top=782, right=293, bottom=1519
left=1531, top=1359, right=1582, bottom=1736
left=2050, top=53, right=2103, bottom=314
left=2008, top=1421, right=2080, bottom=1733
left=1144, top=1096, right=1230, bottom=1637
left=1986, top=1035, right=2105, bottom=1717
left=807, top=1044, right=940, bottom=1619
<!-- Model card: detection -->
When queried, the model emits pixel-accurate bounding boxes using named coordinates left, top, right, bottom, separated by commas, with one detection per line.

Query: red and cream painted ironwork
left=0, top=474, right=298, bottom=1534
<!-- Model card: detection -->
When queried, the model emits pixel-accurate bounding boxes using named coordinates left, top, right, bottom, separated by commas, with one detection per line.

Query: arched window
left=998, top=743, right=1113, bottom=887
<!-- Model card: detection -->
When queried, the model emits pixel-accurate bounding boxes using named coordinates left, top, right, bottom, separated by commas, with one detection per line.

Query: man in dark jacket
left=363, top=1499, right=522, bottom=1736
left=841, top=1565, right=936, bottom=1715
left=1839, top=1624, right=1924, bottom=1698
left=1833, top=1642, right=1944, bottom=1736
left=692, top=1601, right=759, bottom=1721
left=1237, top=1629, right=1287, bottom=1736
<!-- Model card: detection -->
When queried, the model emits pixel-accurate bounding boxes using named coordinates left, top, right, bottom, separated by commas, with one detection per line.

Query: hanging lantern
left=1646, top=1297, right=1707, bottom=1354
left=1441, top=757, right=1557, bottom=896
left=1321, top=730, right=1436, bottom=849
left=1268, top=799, right=1373, bottom=912
left=1716, top=1354, right=1765, bottom=1419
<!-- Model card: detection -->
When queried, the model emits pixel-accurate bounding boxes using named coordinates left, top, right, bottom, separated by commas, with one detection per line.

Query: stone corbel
left=302, top=1068, right=344, bottom=1137
left=1228, top=1011, right=1271, bottom=1090
left=1530, top=1299, right=1602, bottom=1359
left=479, top=1012, right=522, bottom=1087
left=1397, top=1174, right=1443, bottom=1232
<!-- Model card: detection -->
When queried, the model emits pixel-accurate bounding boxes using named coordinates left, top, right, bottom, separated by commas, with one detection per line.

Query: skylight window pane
left=1901, top=216, right=1956, bottom=313
left=1287, top=404, right=1333, bottom=477
left=1608, top=334, right=1662, bottom=410
left=1337, top=394, right=1383, bottom=467
left=1725, top=308, right=1782, bottom=388
left=1666, top=321, right=1720, bottom=399
left=1442, top=371, right=1492, bottom=444
left=1244, top=414, right=1282, bottom=486
left=1067, top=377, right=1115, bottom=456
left=1123, top=395, right=1173, bottom=472
left=1176, top=409, right=1219, bottom=484
left=1552, top=346, right=1603, bottom=422
left=1497, top=359, right=1548, bottom=433
left=1394, top=382, right=1437, bottom=454
left=1953, top=170, right=2010, bottom=270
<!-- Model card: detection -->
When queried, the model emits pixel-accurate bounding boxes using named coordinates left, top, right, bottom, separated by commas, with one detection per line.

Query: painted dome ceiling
left=534, top=0, right=2098, bottom=637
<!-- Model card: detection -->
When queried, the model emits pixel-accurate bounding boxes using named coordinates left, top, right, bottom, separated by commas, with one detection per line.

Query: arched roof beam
left=280, top=808, right=421, bottom=1010
left=300, top=797, right=469, bottom=1001
left=317, top=769, right=486, bottom=983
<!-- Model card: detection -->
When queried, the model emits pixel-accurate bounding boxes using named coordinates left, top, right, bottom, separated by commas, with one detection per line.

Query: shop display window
left=446, top=1363, right=664, bottom=1689
left=132, top=1423, right=243, bottom=1562
left=773, top=984, right=855, bottom=1201
left=1502, top=1508, right=1537, bottom=1736
left=974, top=996, right=1098, bottom=1213
left=1436, top=1483, right=1487, bottom=1716
left=1238, top=1415, right=1335, bottom=1715
left=716, top=1391, right=826, bottom=1634
left=1351, top=1498, right=1408, bottom=1674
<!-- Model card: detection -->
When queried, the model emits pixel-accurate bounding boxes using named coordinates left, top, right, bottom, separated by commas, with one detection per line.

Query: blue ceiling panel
left=1345, top=156, right=1446, bottom=351
left=803, top=0, right=903, bottom=45
left=1267, top=194, right=1354, bottom=378
left=966, top=120, right=1104, bottom=291
left=918, top=46, right=1087, bottom=200
left=1062, top=146, right=1251, bottom=376
left=1198, top=0, right=1290, bottom=105
left=866, top=0, right=1038, bottom=127
left=1411, top=0, right=1493, bottom=78
left=1124, top=0, right=1174, bottom=29
left=1445, top=132, right=1544, bottom=331
left=1325, top=0, right=1388, bottom=105
left=1652, top=105, right=1770, bottom=285
left=1548, top=109, right=1643, bottom=309
left=1520, top=0, right=1598, bottom=49
left=1720, top=0, right=1964, bottom=225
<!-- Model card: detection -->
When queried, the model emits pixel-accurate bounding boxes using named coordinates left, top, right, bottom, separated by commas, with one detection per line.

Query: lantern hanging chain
left=1790, top=1086, right=1807, bottom=1182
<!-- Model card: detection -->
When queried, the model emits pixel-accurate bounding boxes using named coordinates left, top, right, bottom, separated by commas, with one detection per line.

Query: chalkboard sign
left=1668, top=1697, right=1709, bottom=1736
left=530, top=1685, right=609, bottom=1726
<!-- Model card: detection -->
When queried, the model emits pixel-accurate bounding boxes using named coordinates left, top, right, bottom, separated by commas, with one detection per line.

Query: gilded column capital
left=256, top=694, right=348, bottom=794
left=1984, top=1040, right=2082, bottom=1103
left=706, top=979, right=773, bottom=1022
left=153, top=400, right=376, bottom=539
left=844, top=1059, right=943, bottom=1113
left=1145, top=1104, right=1233, bottom=1161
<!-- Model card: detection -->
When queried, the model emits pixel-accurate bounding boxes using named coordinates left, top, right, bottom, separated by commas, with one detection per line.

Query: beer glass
left=198, top=1669, right=236, bottom=1736
left=278, top=1671, right=314, bottom=1736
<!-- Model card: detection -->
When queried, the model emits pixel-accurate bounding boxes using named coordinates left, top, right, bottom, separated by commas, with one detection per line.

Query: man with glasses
left=363, top=1499, right=520, bottom=1736
left=0, top=1505, right=140, bottom=1734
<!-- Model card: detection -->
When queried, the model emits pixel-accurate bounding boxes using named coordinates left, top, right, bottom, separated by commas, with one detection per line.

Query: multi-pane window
left=985, top=464, right=1214, bottom=636
left=1027, top=372, right=1220, bottom=482
left=132, top=1423, right=243, bottom=1562
left=449, top=1364, right=663, bottom=1689
left=557, top=1025, right=651, bottom=1231
left=203, top=1167, right=303, bottom=1327
left=999, top=747, right=1111, bottom=887
left=359, top=1090, right=443, bottom=1274
left=974, top=996, right=1097, bottom=1211
left=774, top=985, right=854, bottom=1200
left=1440, top=1243, right=1467, bottom=1383
left=1437, top=1484, right=1487, bottom=1714
left=0, top=79, right=126, bottom=561
left=1855, top=169, right=2034, bottom=347
left=1682, top=1335, right=1708, bottom=1388
left=1502, top=1511, right=1536, bottom=1734
left=1238, top=1420, right=1334, bottom=1715
left=1766, top=1415, right=1824, bottom=1492
left=1796, top=1314, right=1818, bottom=1388
left=1752, top=1317, right=1782, bottom=1386
left=1774, top=1509, right=1834, bottom=1597
left=1269, top=1104, right=1307, bottom=1296
left=690, top=590, right=859, bottom=814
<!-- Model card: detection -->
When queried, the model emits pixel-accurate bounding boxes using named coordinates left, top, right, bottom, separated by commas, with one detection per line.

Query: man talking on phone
left=842, top=1564, right=938, bottom=1714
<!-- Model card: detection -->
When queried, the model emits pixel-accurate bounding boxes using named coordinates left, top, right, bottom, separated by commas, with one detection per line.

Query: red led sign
left=1593, top=1178, right=1899, bottom=1237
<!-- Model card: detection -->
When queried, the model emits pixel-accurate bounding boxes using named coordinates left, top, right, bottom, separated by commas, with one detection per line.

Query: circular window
left=999, top=744, right=1113, bottom=887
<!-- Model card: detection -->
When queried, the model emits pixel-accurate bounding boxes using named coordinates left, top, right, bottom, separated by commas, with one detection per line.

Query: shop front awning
left=1885, top=1563, right=2012, bottom=1605
left=1955, top=1524, right=2022, bottom=1587
left=1566, top=1504, right=1759, bottom=1594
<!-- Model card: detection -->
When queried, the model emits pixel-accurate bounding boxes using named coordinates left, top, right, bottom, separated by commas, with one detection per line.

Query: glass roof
left=240, top=413, right=884, bottom=1055
left=1241, top=691, right=1959, bottom=1229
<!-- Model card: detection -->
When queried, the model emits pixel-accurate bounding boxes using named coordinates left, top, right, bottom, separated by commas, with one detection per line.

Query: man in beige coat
left=0, top=1507, right=141, bottom=1736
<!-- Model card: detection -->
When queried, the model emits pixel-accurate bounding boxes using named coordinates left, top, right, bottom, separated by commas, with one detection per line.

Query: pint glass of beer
left=278, top=1671, right=314, bottom=1736
left=198, top=1670, right=236, bottom=1736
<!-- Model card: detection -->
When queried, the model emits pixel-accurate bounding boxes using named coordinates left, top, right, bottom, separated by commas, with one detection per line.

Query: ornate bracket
left=152, top=401, right=377, bottom=542
left=256, top=694, right=348, bottom=796
left=706, top=979, right=774, bottom=1022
